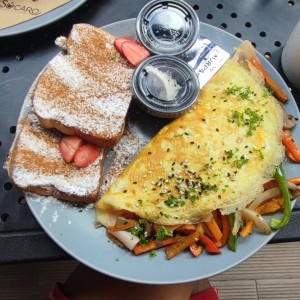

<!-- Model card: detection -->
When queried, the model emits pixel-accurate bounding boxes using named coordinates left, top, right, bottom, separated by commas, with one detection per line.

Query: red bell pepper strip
left=198, top=234, right=221, bottom=254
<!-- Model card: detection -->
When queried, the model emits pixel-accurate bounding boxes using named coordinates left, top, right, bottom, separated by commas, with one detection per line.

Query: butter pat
left=145, top=66, right=181, bottom=101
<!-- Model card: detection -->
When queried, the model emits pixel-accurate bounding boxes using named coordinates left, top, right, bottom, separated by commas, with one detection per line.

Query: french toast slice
left=32, top=24, right=134, bottom=148
left=7, top=111, right=106, bottom=204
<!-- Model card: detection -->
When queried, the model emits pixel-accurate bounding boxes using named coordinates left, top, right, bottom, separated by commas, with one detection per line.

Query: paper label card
left=179, top=36, right=231, bottom=89
left=0, top=0, right=71, bottom=30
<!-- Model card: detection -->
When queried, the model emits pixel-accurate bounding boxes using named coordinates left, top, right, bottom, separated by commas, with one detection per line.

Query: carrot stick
left=108, top=220, right=135, bottom=232
left=218, top=215, right=230, bottom=247
left=282, top=130, right=300, bottom=162
left=205, top=216, right=223, bottom=243
left=286, top=149, right=298, bottom=162
left=165, top=232, right=200, bottom=260
left=133, top=238, right=177, bottom=255
left=239, top=220, right=254, bottom=238
left=288, top=177, right=300, bottom=185
left=176, top=224, right=197, bottom=234
left=250, top=56, right=288, bottom=103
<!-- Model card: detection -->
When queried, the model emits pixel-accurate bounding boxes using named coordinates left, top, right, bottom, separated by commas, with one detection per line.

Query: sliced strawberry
left=74, top=143, right=100, bottom=168
left=59, top=135, right=83, bottom=163
left=121, top=41, right=151, bottom=67
left=114, top=37, right=137, bottom=55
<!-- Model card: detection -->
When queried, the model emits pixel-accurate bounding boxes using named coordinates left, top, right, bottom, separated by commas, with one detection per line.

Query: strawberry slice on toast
left=59, top=135, right=83, bottom=163
left=74, top=143, right=101, bottom=168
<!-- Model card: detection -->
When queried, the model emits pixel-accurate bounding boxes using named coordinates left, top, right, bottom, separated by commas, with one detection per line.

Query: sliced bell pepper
left=198, top=234, right=221, bottom=254
left=218, top=215, right=230, bottom=247
left=239, top=220, right=254, bottom=238
left=250, top=56, right=288, bottom=103
left=108, top=220, right=135, bottom=232
left=227, top=212, right=237, bottom=252
left=270, top=164, right=292, bottom=230
left=205, top=215, right=223, bottom=243
left=282, top=130, right=300, bottom=163
left=256, top=197, right=284, bottom=215
left=133, top=237, right=177, bottom=255
left=165, top=232, right=200, bottom=260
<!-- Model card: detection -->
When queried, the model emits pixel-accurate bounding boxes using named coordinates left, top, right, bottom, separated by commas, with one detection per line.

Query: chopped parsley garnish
left=164, top=196, right=186, bottom=207
left=225, top=149, right=235, bottom=159
left=226, top=85, right=253, bottom=101
left=230, top=108, right=264, bottom=136
left=252, top=147, right=265, bottom=159
left=201, top=183, right=218, bottom=191
left=234, top=156, right=249, bottom=168
left=149, top=250, right=157, bottom=259
left=130, top=219, right=153, bottom=244
left=226, top=85, right=242, bottom=95
left=263, top=86, right=275, bottom=98
left=186, top=188, right=199, bottom=203
left=155, top=226, right=174, bottom=240
left=130, top=226, right=143, bottom=237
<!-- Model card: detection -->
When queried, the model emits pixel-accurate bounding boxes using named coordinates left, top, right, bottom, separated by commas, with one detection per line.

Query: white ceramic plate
left=25, top=19, right=300, bottom=284
left=0, top=0, right=86, bottom=37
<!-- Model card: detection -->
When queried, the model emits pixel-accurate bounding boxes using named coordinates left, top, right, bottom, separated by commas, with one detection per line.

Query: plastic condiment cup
left=136, top=0, right=200, bottom=56
left=132, top=55, right=200, bottom=118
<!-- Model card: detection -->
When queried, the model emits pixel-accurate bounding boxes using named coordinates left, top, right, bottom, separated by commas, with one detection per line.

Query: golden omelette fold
left=96, top=47, right=284, bottom=226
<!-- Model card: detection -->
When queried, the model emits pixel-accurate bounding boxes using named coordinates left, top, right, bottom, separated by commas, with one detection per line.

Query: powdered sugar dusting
left=10, top=112, right=104, bottom=198
left=49, top=54, right=90, bottom=89
left=100, top=120, right=147, bottom=195
left=27, top=193, right=95, bottom=224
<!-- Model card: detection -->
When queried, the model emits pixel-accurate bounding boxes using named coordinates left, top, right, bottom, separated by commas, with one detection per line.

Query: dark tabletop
left=0, top=0, right=300, bottom=264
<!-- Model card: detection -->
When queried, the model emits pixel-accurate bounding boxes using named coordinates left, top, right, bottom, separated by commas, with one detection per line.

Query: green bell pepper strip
left=227, top=212, right=237, bottom=252
left=270, top=164, right=291, bottom=230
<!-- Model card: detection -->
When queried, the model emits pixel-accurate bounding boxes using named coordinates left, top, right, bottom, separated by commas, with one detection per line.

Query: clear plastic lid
left=132, top=55, right=200, bottom=118
left=136, top=0, right=200, bottom=56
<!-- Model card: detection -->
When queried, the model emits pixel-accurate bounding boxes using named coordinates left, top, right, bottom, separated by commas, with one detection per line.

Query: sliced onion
left=249, top=187, right=282, bottom=210
left=241, top=208, right=272, bottom=234
left=110, top=230, right=140, bottom=250
left=99, top=212, right=140, bottom=250
left=291, top=189, right=300, bottom=199
left=232, top=211, right=242, bottom=236
left=288, top=181, right=300, bottom=191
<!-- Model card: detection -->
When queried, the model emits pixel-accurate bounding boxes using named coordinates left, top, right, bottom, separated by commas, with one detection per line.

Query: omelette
left=96, top=42, right=284, bottom=231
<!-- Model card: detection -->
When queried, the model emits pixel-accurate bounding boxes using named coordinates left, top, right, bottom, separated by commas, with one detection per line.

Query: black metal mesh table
left=1, top=0, right=299, bottom=263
